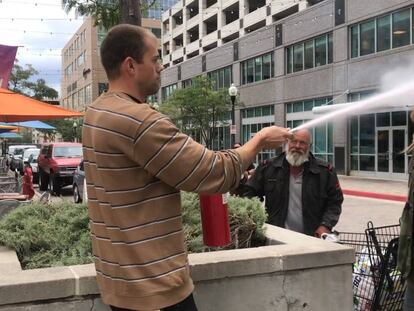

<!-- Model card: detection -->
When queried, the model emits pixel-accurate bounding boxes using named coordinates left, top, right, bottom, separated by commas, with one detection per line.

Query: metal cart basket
left=339, top=221, right=406, bottom=311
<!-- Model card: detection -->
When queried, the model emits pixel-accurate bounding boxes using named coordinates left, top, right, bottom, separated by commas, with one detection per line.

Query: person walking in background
left=82, top=24, right=293, bottom=311
left=243, top=129, right=343, bottom=237
left=21, top=161, right=34, bottom=199
left=398, top=110, right=414, bottom=311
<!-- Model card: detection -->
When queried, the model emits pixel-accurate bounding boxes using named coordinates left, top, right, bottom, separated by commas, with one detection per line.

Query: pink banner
left=0, top=44, right=18, bottom=89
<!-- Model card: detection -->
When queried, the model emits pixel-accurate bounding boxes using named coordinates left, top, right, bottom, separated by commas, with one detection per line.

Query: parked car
left=73, top=159, right=85, bottom=203
left=22, top=148, right=40, bottom=183
left=37, top=142, right=83, bottom=194
left=7, top=145, right=37, bottom=170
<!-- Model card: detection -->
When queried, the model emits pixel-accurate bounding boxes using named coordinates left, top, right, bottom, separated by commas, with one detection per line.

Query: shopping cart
left=339, top=221, right=406, bottom=311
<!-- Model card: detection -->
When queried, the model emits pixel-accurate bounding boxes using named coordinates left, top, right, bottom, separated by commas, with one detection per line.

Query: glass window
left=376, top=112, right=390, bottom=126
left=351, top=155, right=359, bottom=170
left=327, top=123, right=333, bottom=153
left=377, top=15, right=391, bottom=52
left=224, top=67, right=231, bottom=88
left=218, top=70, right=225, bottom=88
left=241, top=62, right=246, bottom=85
left=304, top=100, right=314, bottom=111
left=262, top=54, right=271, bottom=79
left=392, top=111, right=406, bottom=126
left=255, top=57, right=262, bottom=82
left=293, top=43, right=304, bottom=72
left=286, top=104, right=292, bottom=113
left=293, top=101, right=303, bottom=112
left=254, top=107, right=262, bottom=117
left=328, top=33, right=333, bottom=64
left=286, top=47, right=293, bottom=74
left=392, top=9, right=411, bottom=48
left=360, top=156, right=375, bottom=171
left=359, top=114, right=375, bottom=154
left=315, top=125, right=327, bottom=153
left=304, top=40, right=314, bottom=69
left=315, top=35, right=327, bottom=66
left=247, top=59, right=254, bottom=83
left=262, top=105, right=271, bottom=115
left=292, top=120, right=303, bottom=128
left=314, top=99, right=326, bottom=107
left=351, top=25, right=359, bottom=58
left=350, top=116, right=359, bottom=153
left=360, top=20, right=375, bottom=56
left=247, top=108, right=254, bottom=118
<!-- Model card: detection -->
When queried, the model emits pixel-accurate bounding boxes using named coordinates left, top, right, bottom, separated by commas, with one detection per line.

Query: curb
left=342, top=189, right=406, bottom=202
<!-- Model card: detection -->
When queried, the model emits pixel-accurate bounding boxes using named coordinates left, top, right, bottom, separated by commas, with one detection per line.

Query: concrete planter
left=0, top=224, right=354, bottom=310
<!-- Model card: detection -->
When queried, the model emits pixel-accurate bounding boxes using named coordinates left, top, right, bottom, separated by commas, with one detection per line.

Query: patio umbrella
left=0, top=132, right=22, bottom=139
left=7, top=120, right=55, bottom=130
left=0, top=88, right=83, bottom=122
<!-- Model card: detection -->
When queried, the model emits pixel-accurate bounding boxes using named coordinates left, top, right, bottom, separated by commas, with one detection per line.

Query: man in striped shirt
left=83, top=24, right=292, bottom=311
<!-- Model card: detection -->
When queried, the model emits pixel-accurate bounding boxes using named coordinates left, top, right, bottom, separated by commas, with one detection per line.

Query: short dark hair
left=100, top=24, right=151, bottom=80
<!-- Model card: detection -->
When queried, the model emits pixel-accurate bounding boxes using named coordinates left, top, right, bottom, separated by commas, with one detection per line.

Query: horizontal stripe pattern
left=83, top=91, right=245, bottom=309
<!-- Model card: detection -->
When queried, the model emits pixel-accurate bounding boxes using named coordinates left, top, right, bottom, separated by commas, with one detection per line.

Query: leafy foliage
left=39, top=118, right=83, bottom=142
left=182, top=192, right=267, bottom=253
left=0, top=194, right=267, bottom=269
left=9, top=60, right=58, bottom=100
left=0, top=201, right=92, bottom=269
left=62, top=0, right=159, bottom=28
left=160, top=77, right=235, bottom=149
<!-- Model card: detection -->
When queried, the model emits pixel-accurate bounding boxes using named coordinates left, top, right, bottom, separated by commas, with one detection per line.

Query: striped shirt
left=82, top=92, right=247, bottom=310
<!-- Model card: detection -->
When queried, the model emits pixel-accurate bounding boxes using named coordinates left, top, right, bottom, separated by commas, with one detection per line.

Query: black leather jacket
left=243, top=152, right=343, bottom=236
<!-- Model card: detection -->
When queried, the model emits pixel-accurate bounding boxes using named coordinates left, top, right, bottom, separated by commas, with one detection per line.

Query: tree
left=43, top=118, right=83, bottom=142
left=8, top=61, right=65, bottom=141
left=8, top=59, right=38, bottom=94
left=160, top=77, right=235, bottom=150
left=8, top=60, right=58, bottom=100
left=62, top=0, right=159, bottom=28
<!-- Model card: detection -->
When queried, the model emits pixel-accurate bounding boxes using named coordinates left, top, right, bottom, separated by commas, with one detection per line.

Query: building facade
left=61, top=17, right=162, bottom=112
left=160, top=0, right=414, bottom=180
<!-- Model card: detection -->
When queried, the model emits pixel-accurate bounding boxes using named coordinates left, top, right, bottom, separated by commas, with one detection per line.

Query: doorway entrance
left=376, top=127, right=407, bottom=177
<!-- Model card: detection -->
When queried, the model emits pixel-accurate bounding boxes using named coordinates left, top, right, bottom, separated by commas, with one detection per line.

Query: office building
left=160, top=0, right=414, bottom=180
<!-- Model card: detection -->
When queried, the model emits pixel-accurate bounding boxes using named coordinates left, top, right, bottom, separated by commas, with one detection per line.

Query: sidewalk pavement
left=338, top=175, right=407, bottom=202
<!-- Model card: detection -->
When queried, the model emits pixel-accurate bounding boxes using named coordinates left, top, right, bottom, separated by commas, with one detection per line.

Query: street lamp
left=73, top=121, right=78, bottom=143
left=228, top=83, right=238, bottom=148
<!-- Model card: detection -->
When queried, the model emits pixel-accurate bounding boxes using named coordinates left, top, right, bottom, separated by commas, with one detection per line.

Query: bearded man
left=243, top=129, right=343, bottom=237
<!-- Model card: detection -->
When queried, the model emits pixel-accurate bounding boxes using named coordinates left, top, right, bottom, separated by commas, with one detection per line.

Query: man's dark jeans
left=110, top=293, right=198, bottom=311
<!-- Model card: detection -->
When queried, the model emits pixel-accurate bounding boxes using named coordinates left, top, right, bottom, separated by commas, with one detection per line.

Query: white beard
left=286, top=149, right=309, bottom=167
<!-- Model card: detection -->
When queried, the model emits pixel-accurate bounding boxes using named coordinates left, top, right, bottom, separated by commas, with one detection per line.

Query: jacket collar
left=271, top=152, right=321, bottom=174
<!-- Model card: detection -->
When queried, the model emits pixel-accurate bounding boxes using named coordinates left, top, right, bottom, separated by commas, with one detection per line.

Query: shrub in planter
left=0, top=201, right=92, bottom=269
left=0, top=194, right=266, bottom=269
left=182, top=192, right=267, bottom=253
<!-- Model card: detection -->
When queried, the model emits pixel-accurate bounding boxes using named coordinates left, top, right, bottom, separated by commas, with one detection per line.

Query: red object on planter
left=199, top=194, right=231, bottom=247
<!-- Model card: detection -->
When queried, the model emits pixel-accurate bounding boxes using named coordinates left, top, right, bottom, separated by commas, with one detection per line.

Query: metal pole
left=231, top=96, right=235, bottom=148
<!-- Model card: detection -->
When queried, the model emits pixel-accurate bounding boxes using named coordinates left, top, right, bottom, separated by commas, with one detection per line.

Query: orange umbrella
left=0, top=88, right=83, bottom=122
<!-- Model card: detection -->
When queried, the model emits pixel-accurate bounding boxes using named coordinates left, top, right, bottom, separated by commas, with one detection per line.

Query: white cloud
left=0, top=0, right=84, bottom=95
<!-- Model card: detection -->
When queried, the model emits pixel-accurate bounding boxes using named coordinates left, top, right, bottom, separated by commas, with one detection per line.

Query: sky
left=0, top=0, right=85, bottom=94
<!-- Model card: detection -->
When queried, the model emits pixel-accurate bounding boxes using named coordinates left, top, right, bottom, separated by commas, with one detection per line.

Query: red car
left=37, top=142, right=83, bottom=195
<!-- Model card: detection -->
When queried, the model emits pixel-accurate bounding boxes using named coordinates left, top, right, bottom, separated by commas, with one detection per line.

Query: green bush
left=0, top=201, right=92, bottom=269
left=182, top=192, right=267, bottom=253
left=0, top=193, right=267, bottom=269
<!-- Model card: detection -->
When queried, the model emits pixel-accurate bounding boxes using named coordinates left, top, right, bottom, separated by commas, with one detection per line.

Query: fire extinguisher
left=199, top=193, right=231, bottom=247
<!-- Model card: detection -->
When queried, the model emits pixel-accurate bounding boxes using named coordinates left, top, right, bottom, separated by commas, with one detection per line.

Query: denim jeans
left=404, top=278, right=414, bottom=311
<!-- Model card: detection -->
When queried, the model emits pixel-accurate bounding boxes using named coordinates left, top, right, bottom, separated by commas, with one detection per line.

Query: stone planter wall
left=0, top=225, right=355, bottom=310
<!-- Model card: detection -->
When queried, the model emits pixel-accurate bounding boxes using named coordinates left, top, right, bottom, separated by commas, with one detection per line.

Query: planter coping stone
left=0, top=224, right=354, bottom=306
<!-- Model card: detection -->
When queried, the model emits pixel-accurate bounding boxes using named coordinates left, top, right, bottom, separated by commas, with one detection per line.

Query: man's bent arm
left=320, top=168, right=343, bottom=229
